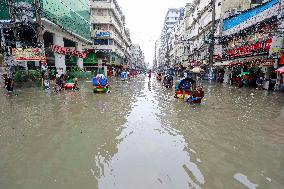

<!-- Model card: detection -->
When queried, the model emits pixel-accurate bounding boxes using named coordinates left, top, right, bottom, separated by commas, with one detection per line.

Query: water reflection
left=96, top=78, right=204, bottom=189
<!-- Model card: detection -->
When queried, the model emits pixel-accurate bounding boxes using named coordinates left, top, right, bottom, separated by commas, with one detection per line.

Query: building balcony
left=91, top=16, right=112, bottom=24
left=90, top=1, right=124, bottom=28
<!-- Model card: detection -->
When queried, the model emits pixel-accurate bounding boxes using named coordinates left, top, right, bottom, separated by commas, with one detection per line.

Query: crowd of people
left=41, top=67, right=79, bottom=92
left=217, top=68, right=279, bottom=90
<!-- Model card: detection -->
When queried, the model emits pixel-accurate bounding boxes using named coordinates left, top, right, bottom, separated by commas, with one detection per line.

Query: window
left=109, top=39, right=114, bottom=45
left=251, top=0, right=263, bottom=4
left=94, top=39, right=109, bottom=45
left=93, top=24, right=101, bottom=30
left=94, top=39, right=113, bottom=45
left=95, top=9, right=108, bottom=16
left=93, top=24, right=108, bottom=30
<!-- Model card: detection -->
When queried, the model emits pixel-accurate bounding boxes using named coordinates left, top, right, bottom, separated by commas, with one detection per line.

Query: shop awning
left=275, top=66, right=284, bottom=74
left=213, top=62, right=229, bottom=66
left=214, top=56, right=274, bottom=67
left=213, top=60, right=240, bottom=67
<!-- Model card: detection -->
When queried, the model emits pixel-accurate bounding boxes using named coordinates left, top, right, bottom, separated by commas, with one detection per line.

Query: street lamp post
left=208, top=0, right=216, bottom=81
left=209, top=0, right=216, bottom=67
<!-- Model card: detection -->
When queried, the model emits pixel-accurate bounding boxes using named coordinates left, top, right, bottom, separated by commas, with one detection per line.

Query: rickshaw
left=93, top=74, right=110, bottom=93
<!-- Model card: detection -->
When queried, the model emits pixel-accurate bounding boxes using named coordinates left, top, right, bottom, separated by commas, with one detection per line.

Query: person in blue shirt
left=120, top=70, right=128, bottom=81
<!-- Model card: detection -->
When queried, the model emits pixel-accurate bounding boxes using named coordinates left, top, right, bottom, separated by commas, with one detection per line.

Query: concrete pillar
left=76, top=42, right=84, bottom=69
left=223, top=68, right=231, bottom=84
left=104, top=66, right=107, bottom=76
left=53, top=33, right=66, bottom=71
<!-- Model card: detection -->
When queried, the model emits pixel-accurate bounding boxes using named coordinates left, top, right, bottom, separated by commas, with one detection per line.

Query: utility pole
left=7, top=0, right=16, bottom=22
left=34, top=0, right=45, bottom=67
left=35, top=0, right=43, bottom=46
left=209, top=0, right=216, bottom=67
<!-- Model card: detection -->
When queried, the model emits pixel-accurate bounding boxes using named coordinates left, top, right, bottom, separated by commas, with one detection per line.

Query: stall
left=275, top=66, right=284, bottom=90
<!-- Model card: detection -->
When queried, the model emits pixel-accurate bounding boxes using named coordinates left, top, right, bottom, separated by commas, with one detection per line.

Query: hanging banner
left=12, top=48, right=45, bottom=61
left=98, top=59, right=103, bottom=68
left=50, top=45, right=87, bottom=59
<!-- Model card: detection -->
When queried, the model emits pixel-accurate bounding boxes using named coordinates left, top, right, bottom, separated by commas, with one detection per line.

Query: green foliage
left=12, top=70, right=42, bottom=86
left=13, top=71, right=28, bottom=83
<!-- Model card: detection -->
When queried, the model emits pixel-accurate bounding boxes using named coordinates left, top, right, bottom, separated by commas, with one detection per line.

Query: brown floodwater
left=0, top=75, right=283, bottom=189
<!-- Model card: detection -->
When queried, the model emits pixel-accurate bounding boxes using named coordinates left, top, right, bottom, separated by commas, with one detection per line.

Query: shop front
left=219, top=0, right=282, bottom=89
left=220, top=18, right=279, bottom=88
left=276, top=53, right=284, bottom=90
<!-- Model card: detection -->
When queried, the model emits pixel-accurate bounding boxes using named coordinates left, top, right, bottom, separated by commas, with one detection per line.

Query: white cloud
left=117, top=0, right=189, bottom=66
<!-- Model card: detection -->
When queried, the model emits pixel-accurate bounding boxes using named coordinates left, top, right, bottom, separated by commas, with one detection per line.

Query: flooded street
left=0, top=76, right=284, bottom=189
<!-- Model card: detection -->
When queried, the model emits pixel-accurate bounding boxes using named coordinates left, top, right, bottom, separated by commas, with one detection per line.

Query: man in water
left=120, top=70, right=128, bottom=81
left=256, top=75, right=264, bottom=89
left=148, top=71, right=152, bottom=81
left=163, top=74, right=174, bottom=88
left=3, top=74, right=13, bottom=93
left=179, top=77, right=196, bottom=92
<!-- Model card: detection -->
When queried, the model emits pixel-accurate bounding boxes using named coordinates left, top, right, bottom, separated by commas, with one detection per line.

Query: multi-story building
left=130, top=44, right=146, bottom=71
left=153, top=40, right=160, bottom=70
left=90, top=0, right=132, bottom=68
left=158, top=8, right=185, bottom=69
left=0, top=0, right=92, bottom=71
left=168, top=18, right=186, bottom=67
left=183, top=0, right=274, bottom=69
left=216, top=0, right=282, bottom=89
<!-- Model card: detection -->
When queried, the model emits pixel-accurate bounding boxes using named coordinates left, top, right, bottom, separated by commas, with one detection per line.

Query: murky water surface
left=0, top=76, right=283, bottom=189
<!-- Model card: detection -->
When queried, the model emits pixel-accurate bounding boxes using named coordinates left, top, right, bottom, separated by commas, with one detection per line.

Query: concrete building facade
left=130, top=44, right=146, bottom=71
left=158, top=8, right=185, bottom=69
left=90, top=0, right=132, bottom=67
left=183, top=0, right=254, bottom=68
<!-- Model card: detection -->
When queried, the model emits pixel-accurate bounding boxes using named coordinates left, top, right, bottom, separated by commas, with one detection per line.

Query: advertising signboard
left=12, top=48, right=45, bottom=61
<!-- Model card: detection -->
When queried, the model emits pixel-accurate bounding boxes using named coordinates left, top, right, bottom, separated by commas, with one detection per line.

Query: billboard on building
left=223, top=0, right=280, bottom=36
left=12, top=48, right=45, bottom=61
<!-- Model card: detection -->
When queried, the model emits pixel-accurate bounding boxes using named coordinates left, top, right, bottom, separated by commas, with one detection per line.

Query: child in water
left=73, top=78, right=79, bottom=90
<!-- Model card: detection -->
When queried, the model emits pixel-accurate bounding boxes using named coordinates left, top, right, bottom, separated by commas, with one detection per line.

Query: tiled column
left=53, top=33, right=66, bottom=71
left=76, top=42, right=84, bottom=69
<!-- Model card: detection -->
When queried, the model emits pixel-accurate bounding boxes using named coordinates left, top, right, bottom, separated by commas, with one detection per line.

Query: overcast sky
left=117, top=0, right=189, bottom=66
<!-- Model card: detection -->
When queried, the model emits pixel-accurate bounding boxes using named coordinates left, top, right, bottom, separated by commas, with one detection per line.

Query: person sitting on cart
left=179, top=77, right=196, bottom=92
left=187, top=86, right=204, bottom=104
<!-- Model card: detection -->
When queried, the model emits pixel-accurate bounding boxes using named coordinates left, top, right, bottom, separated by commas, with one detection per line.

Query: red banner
left=279, top=54, right=284, bottom=65
left=224, top=38, right=272, bottom=58
left=50, top=45, right=87, bottom=59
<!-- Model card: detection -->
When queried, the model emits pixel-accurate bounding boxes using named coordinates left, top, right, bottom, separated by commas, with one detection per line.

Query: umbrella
left=191, top=67, right=204, bottom=73
left=275, top=66, right=284, bottom=74
left=237, top=72, right=250, bottom=77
